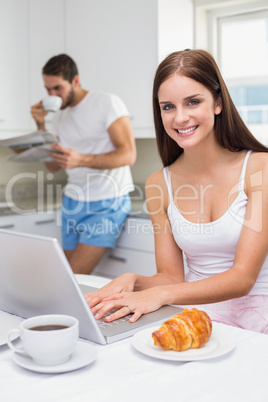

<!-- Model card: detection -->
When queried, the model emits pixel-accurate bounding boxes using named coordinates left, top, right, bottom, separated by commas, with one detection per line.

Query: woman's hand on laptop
left=84, top=273, right=136, bottom=309
left=90, top=286, right=167, bottom=323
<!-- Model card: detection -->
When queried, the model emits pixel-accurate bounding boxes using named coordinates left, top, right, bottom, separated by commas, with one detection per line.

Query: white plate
left=0, top=312, right=23, bottom=346
left=12, top=340, right=97, bottom=373
left=131, top=325, right=237, bottom=361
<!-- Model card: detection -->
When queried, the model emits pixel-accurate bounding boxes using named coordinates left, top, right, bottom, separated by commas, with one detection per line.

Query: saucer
left=12, top=340, right=97, bottom=373
left=0, top=311, right=23, bottom=346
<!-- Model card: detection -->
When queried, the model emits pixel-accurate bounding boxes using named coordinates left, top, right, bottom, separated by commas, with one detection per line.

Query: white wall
left=158, top=0, right=194, bottom=62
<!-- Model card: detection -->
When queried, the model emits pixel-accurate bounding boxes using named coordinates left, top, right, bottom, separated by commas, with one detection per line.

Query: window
left=194, top=0, right=268, bottom=145
left=218, top=10, right=268, bottom=144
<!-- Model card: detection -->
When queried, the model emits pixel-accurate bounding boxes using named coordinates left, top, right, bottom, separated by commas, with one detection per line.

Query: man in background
left=31, top=54, right=136, bottom=275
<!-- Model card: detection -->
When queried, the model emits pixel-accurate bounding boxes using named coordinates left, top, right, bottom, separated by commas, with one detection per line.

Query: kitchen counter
left=0, top=197, right=62, bottom=216
left=0, top=180, right=150, bottom=218
left=0, top=179, right=64, bottom=216
left=0, top=198, right=149, bottom=218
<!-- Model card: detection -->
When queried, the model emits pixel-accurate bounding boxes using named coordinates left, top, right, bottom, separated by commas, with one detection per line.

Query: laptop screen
left=0, top=229, right=106, bottom=344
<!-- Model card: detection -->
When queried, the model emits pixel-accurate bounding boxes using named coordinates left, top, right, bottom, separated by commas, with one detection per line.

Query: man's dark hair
left=42, top=54, right=78, bottom=83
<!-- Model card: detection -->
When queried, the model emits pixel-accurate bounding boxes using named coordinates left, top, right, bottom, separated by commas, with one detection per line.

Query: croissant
left=152, top=308, right=212, bottom=351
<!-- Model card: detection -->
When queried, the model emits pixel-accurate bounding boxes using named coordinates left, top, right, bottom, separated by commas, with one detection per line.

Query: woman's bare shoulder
left=145, top=168, right=170, bottom=214
left=248, top=151, right=268, bottom=171
left=145, top=169, right=165, bottom=187
left=246, top=151, right=268, bottom=188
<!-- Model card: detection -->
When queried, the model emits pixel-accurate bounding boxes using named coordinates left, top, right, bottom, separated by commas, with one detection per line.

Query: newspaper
left=0, top=130, right=61, bottom=162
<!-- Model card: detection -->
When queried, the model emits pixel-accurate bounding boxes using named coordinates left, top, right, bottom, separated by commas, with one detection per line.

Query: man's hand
left=49, top=144, right=86, bottom=169
left=31, top=101, right=47, bottom=130
left=49, top=112, right=137, bottom=171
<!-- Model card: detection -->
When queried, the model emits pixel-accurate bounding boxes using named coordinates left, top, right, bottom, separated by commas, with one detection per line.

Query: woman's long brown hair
left=153, top=49, right=268, bottom=167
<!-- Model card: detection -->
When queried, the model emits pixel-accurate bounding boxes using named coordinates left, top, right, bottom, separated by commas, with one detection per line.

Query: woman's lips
left=175, top=125, right=198, bottom=137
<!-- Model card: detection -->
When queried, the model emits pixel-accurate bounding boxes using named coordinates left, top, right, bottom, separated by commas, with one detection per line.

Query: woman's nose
left=174, top=107, right=189, bottom=124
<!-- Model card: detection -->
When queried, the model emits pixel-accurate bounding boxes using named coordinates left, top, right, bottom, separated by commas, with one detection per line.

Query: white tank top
left=163, top=150, right=268, bottom=295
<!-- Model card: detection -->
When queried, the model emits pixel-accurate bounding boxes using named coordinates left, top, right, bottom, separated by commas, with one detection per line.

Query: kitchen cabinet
left=0, top=0, right=65, bottom=139
left=22, top=211, right=62, bottom=243
left=0, top=0, right=193, bottom=140
left=0, top=213, right=154, bottom=278
left=92, top=217, right=157, bottom=278
left=28, top=0, right=65, bottom=115
left=0, top=214, right=24, bottom=232
left=0, top=210, right=62, bottom=244
left=0, top=0, right=30, bottom=134
left=64, top=0, right=193, bottom=138
left=65, top=0, right=158, bottom=138
left=0, top=0, right=158, bottom=138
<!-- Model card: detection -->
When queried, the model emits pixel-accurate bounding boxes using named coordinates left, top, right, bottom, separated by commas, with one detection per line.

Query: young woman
left=85, top=49, right=268, bottom=333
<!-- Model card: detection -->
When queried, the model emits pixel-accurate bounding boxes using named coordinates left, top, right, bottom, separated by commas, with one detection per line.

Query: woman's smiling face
left=158, top=74, right=222, bottom=149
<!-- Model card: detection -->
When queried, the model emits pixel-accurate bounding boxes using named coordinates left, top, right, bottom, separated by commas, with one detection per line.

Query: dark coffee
left=29, top=325, right=69, bottom=331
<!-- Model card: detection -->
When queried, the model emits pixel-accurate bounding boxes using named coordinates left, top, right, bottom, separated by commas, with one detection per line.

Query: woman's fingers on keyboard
left=84, top=296, right=99, bottom=309
left=84, top=291, right=109, bottom=308
left=103, top=307, right=142, bottom=323
left=92, top=301, right=116, bottom=320
left=93, top=301, right=130, bottom=322
left=104, top=305, right=133, bottom=322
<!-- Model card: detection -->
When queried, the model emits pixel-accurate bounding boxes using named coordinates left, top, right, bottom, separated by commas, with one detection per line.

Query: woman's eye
left=188, top=99, right=200, bottom=106
left=161, top=104, right=174, bottom=111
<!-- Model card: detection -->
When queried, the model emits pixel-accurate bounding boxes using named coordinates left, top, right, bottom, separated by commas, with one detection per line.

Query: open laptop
left=0, top=229, right=182, bottom=344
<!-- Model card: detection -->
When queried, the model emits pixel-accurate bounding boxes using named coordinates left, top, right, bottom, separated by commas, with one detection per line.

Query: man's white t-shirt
left=53, top=91, right=134, bottom=201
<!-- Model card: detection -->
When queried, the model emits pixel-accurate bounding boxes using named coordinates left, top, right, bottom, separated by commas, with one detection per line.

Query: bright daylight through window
left=218, top=9, right=268, bottom=145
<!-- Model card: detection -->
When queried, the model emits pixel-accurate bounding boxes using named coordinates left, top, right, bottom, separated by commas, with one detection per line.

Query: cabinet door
left=92, top=217, right=156, bottom=278
left=28, top=0, right=65, bottom=124
left=0, top=0, right=65, bottom=137
left=92, top=247, right=157, bottom=279
left=0, top=214, right=24, bottom=231
left=22, top=211, right=62, bottom=244
left=116, top=218, right=155, bottom=253
left=0, top=0, right=30, bottom=133
left=65, top=0, right=158, bottom=137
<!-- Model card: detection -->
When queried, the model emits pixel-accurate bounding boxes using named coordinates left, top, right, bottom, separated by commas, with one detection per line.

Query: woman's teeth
left=177, top=126, right=197, bottom=134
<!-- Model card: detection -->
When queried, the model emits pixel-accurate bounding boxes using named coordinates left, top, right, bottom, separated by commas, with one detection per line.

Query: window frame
left=194, top=0, right=268, bottom=59
left=194, top=0, right=268, bottom=144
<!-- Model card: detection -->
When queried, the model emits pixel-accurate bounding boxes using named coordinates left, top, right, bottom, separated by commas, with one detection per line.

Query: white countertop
left=1, top=275, right=267, bottom=402
left=0, top=199, right=149, bottom=218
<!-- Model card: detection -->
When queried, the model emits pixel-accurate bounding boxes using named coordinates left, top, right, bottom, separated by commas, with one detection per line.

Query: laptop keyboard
left=97, top=309, right=133, bottom=328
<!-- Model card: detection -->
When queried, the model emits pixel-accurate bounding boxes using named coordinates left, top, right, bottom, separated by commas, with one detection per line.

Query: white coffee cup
left=7, top=314, right=79, bottom=366
left=42, top=95, right=62, bottom=112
